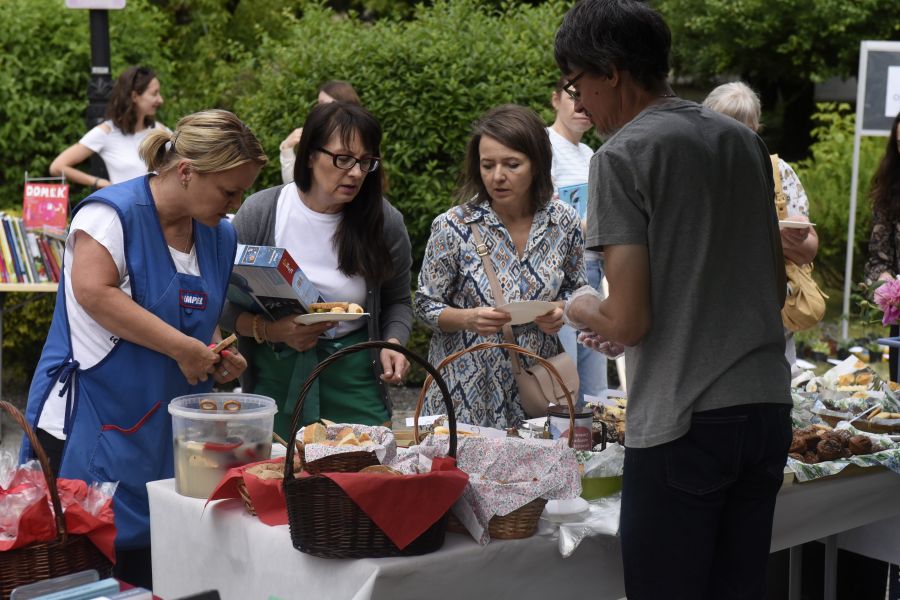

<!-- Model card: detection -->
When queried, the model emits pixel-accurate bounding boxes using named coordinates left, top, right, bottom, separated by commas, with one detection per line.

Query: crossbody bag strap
left=466, top=216, right=524, bottom=374
left=771, top=154, right=788, bottom=220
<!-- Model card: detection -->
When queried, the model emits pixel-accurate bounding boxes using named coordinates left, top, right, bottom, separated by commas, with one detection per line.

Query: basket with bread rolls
left=283, top=340, right=468, bottom=559
left=297, top=421, right=396, bottom=475
left=412, top=341, right=580, bottom=541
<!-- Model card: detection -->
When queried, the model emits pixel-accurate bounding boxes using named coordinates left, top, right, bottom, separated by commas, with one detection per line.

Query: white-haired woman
left=704, top=81, right=819, bottom=371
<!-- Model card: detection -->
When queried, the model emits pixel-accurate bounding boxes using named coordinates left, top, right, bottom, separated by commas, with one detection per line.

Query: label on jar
left=548, top=410, right=593, bottom=450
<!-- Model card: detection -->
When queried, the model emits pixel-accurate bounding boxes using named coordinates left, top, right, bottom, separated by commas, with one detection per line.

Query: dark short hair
left=318, top=80, right=361, bottom=105
left=555, top=0, right=671, bottom=91
left=294, top=102, right=391, bottom=283
left=456, top=104, right=553, bottom=212
left=106, top=65, right=158, bottom=134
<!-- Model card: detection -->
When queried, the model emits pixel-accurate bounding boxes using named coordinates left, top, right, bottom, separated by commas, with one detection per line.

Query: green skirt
left=250, top=328, right=388, bottom=440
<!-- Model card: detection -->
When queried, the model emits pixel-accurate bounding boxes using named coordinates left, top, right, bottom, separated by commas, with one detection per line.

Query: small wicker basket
left=283, top=340, right=459, bottom=558
left=0, top=401, right=113, bottom=599
left=413, top=341, right=576, bottom=540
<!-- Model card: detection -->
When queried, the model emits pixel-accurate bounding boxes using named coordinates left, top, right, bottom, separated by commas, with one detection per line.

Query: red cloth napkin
left=209, top=456, right=469, bottom=548
left=207, top=458, right=291, bottom=526
left=57, top=479, right=117, bottom=563
left=324, top=457, right=468, bottom=550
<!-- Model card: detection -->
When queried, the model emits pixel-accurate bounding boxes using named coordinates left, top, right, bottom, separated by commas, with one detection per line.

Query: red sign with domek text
left=23, top=183, right=68, bottom=232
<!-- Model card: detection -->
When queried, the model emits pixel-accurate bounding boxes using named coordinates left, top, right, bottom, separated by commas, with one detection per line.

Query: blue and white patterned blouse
left=414, top=197, right=586, bottom=428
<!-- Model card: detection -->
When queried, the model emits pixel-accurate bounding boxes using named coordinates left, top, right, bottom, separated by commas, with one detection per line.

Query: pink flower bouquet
left=874, top=279, right=900, bottom=326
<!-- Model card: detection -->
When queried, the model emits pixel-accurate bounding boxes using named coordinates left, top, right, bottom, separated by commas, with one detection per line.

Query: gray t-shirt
left=586, top=99, right=790, bottom=448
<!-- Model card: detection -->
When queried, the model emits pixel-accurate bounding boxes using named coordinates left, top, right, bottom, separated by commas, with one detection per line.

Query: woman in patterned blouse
left=414, top=104, right=586, bottom=428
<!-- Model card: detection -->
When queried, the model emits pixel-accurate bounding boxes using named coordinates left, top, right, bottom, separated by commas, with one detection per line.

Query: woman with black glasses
left=220, top=102, right=412, bottom=436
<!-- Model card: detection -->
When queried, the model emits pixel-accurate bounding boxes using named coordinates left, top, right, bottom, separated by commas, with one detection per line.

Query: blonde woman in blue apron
left=20, top=109, right=267, bottom=589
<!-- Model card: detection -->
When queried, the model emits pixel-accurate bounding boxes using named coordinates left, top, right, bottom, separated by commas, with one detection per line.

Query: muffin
left=848, top=435, right=873, bottom=456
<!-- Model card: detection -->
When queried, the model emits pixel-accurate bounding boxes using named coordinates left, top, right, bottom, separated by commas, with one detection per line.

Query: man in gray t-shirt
left=555, top=1, right=791, bottom=598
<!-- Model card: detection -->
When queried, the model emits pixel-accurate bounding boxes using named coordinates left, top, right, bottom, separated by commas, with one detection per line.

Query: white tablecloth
left=838, top=514, right=900, bottom=563
left=148, top=479, right=625, bottom=600
left=148, top=469, right=900, bottom=600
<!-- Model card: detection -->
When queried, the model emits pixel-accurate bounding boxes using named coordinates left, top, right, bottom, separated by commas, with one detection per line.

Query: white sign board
left=65, top=0, right=126, bottom=8
left=887, top=66, right=900, bottom=118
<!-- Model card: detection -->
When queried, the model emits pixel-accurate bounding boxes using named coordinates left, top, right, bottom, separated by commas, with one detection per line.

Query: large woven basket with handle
left=413, top=341, right=576, bottom=540
left=283, top=340, right=459, bottom=558
left=0, top=401, right=113, bottom=600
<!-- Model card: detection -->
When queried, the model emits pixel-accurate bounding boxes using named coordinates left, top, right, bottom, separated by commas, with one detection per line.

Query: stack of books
left=0, top=214, right=66, bottom=284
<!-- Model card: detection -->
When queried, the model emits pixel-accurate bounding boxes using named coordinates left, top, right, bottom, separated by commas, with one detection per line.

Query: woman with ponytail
left=50, top=65, right=168, bottom=189
left=21, top=109, right=267, bottom=589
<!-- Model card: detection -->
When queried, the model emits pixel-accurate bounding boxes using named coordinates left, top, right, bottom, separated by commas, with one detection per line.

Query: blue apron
left=20, top=176, right=237, bottom=549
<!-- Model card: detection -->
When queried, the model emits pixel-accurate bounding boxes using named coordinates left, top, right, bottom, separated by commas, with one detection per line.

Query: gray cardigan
left=219, top=184, right=414, bottom=415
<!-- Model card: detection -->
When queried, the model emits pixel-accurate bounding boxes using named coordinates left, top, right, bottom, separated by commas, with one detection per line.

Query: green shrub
left=233, top=0, right=569, bottom=266
left=792, top=103, right=883, bottom=304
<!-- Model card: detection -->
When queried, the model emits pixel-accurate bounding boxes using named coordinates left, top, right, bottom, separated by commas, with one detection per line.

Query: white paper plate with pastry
left=294, top=302, right=369, bottom=324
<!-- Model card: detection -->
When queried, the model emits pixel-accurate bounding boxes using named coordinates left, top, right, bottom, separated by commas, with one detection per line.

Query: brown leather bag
left=771, top=155, right=828, bottom=331
left=468, top=220, right=578, bottom=417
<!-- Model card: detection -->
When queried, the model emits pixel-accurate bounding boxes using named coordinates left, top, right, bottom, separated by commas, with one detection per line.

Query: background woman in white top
left=548, top=76, right=608, bottom=403
left=50, top=65, right=166, bottom=189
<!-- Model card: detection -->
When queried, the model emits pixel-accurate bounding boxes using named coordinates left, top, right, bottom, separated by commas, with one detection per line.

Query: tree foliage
left=234, top=0, right=569, bottom=266
left=658, top=0, right=900, bottom=84
left=657, top=0, right=900, bottom=159
left=793, top=104, right=882, bottom=291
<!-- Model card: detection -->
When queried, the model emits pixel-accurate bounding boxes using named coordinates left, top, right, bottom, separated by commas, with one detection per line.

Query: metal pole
left=842, top=130, right=862, bottom=340
left=842, top=45, right=870, bottom=341
left=86, top=9, right=112, bottom=180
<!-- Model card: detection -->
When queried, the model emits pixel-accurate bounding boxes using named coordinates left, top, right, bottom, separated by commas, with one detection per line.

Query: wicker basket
left=237, top=432, right=300, bottom=516
left=283, top=340, right=459, bottom=558
left=413, top=341, right=576, bottom=540
left=0, top=401, right=113, bottom=599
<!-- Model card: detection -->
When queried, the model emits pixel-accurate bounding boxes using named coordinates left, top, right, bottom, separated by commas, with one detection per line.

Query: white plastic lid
left=168, top=392, right=277, bottom=420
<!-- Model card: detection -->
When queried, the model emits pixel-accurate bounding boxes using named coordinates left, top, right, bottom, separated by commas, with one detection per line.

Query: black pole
left=86, top=9, right=112, bottom=180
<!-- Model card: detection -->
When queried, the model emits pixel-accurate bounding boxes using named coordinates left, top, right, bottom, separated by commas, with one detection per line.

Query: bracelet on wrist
left=251, top=314, right=265, bottom=344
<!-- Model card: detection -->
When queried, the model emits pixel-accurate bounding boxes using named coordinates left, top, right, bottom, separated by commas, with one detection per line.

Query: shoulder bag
left=771, top=154, right=828, bottom=331
left=467, top=218, right=578, bottom=417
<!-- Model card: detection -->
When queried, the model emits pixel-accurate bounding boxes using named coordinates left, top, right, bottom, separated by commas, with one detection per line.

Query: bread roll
left=303, top=423, right=327, bottom=444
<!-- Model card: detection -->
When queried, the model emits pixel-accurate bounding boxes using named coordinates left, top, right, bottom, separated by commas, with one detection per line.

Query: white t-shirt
left=79, top=120, right=168, bottom=184
left=38, top=202, right=199, bottom=439
left=547, top=126, right=598, bottom=259
left=548, top=127, right=594, bottom=191
left=274, top=185, right=366, bottom=337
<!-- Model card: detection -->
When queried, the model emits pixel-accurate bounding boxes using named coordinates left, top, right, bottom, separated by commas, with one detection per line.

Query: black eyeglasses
left=317, top=148, right=380, bottom=173
left=562, top=71, right=585, bottom=102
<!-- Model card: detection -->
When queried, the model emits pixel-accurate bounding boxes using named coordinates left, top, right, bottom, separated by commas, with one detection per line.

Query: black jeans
left=621, top=403, right=792, bottom=600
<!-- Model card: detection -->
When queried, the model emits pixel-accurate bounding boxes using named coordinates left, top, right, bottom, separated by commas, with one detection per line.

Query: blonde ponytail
left=139, top=109, right=267, bottom=176
left=139, top=129, right=176, bottom=172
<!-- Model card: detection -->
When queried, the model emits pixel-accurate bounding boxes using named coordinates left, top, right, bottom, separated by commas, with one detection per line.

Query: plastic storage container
left=168, top=393, right=276, bottom=498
